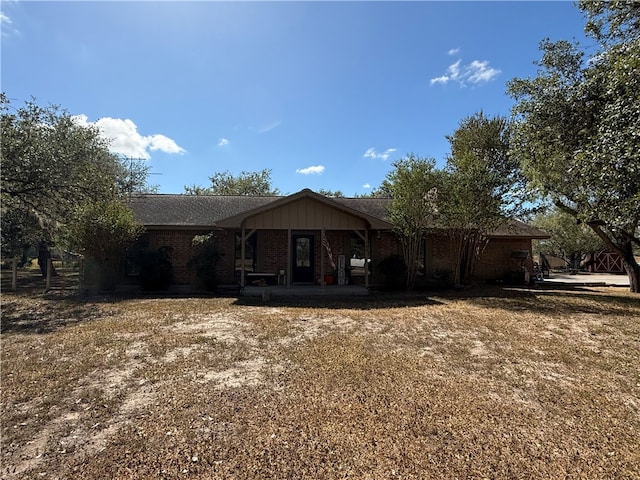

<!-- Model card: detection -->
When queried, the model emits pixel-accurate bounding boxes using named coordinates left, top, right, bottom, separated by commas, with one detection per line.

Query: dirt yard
left=1, top=280, right=639, bottom=479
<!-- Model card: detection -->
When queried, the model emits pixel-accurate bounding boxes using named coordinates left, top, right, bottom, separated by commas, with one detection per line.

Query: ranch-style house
left=127, top=188, right=548, bottom=291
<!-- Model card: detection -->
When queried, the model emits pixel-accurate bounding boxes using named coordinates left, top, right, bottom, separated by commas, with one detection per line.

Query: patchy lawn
left=1, top=284, right=639, bottom=479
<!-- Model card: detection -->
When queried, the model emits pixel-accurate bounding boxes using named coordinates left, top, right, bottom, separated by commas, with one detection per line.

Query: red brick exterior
left=475, top=238, right=533, bottom=280
left=143, top=228, right=533, bottom=287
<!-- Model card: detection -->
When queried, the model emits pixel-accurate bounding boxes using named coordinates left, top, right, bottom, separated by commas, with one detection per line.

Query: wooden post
left=320, top=228, right=326, bottom=286
left=241, top=226, right=246, bottom=288
left=12, top=257, right=18, bottom=291
left=45, top=258, right=52, bottom=291
left=364, top=229, right=369, bottom=289
left=287, top=229, right=291, bottom=287
left=79, top=257, right=85, bottom=293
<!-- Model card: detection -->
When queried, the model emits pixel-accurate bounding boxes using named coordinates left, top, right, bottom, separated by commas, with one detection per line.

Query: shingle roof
left=128, top=194, right=279, bottom=227
left=128, top=190, right=548, bottom=238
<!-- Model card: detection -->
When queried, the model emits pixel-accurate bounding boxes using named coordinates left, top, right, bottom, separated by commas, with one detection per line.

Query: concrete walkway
left=242, top=285, right=369, bottom=297
left=541, top=272, right=630, bottom=287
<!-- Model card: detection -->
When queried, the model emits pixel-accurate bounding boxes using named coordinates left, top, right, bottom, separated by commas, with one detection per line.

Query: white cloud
left=256, top=120, right=281, bottom=134
left=363, top=147, right=396, bottom=161
left=430, top=75, right=449, bottom=85
left=362, top=183, right=371, bottom=189
left=218, top=137, right=229, bottom=147
left=1, top=0, right=24, bottom=37
left=448, top=47, right=460, bottom=56
left=1, top=9, right=20, bottom=37
left=466, top=60, right=501, bottom=84
left=296, top=165, right=325, bottom=175
left=430, top=58, right=500, bottom=87
left=72, top=115, right=185, bottom=159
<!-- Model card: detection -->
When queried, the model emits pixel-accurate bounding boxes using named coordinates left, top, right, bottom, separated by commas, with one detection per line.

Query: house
left=127, top=188, right=548, bottom=291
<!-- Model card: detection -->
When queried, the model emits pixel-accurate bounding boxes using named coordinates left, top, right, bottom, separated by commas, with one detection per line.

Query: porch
left=241, top=284, right=369, bottom=297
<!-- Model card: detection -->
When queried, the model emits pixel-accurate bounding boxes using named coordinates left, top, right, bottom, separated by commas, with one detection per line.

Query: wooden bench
left=246, top=273, right=278, bottom=286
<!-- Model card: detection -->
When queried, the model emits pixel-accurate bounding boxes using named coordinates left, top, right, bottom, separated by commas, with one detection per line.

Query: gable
left=215, top=188, right=393, bottom=230
left=240, top=196, right=369, bottom=230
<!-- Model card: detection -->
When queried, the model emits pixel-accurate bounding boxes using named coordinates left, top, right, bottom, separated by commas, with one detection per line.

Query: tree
left=63, top=200, right=143, bottom=290
left=187, top=231, right=224, bottom=291
left=507, top=2, right=640, bottom=292
left=184, top=169, right=280, bottom=196
left=532, top=208, right=605, bottom=271
left=117, top=156, right=160, bottom=196
left=439, top=112, right=530, bottom=287
left=379, top=154, right=441, bottom=290
left=2, top=95, right=120, bottom=223
left=1, top=95, right=154, bottom=264
left=317, top=189, right=345, bottom=198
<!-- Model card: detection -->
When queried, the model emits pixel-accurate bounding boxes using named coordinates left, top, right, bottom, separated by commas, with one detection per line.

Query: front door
left=292, top=234, right=314, bottom=283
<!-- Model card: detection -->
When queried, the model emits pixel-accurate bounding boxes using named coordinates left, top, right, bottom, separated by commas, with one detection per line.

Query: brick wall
left=475, top=238, right=532, bottom=280
left=146, top=228, right=533, bottom=287
left=258, top=230, right=289, bottom=273
left=429, top=234, right=533, bottom=281
left=147, top=229, right=236, bottom=285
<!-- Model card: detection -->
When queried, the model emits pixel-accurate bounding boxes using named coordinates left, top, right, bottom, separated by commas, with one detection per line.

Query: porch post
left=364, top=229, right=369, bottom=289
left=320, top=228, right=326, bottom=287
left=287, top=228, right=291, bottom=287
left=241, top=225, right=246, bottom=287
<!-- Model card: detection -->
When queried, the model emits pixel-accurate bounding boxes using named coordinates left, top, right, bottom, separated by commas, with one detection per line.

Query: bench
left=246, top=272, right=278, bottom=286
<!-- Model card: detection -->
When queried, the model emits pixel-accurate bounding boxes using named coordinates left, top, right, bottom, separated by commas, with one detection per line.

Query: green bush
left=64, top=200, right=143, bottom=291
left=434, top=269, right=454, bottom=289
left=377, top=254, right=408, bottom=291
left=138, top=246, right=174, bottom=291
left=188, top=232, right=224, bottom=291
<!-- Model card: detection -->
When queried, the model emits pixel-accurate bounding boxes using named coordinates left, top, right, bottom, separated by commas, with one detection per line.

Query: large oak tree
left=507, top=2, right=640, bottom=292
left=1, top=95, right=147, bottom=274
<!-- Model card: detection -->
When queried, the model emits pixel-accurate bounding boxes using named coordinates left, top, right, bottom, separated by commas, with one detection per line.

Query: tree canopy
left=379, top=154, right=442, bottom=290
left=63, top=199, right=143, bottom=290
left=184, top=169, right=280, bottom=196
left=439, top=112, right=528, bottom=287
left=507, top=2, right=640, bottom=292
left=1, top=95, right=148, bottom=261
left=1, top=95, right=120, bottom=225
left=532, top=208, right=605, bottom=271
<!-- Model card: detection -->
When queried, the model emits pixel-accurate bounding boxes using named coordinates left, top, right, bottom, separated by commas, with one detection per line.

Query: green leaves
left=185, top=169, right=280, bottom=196
left=507, top=4, right=640, bottom=291
left=64, top=200, right=143, bottom=262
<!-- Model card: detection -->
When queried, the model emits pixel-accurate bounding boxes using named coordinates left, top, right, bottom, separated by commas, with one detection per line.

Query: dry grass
left=1, top=283, right=639, bottom=479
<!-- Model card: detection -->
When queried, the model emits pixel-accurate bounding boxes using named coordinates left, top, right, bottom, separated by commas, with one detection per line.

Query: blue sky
left=2, top=1, right=593, bottom=195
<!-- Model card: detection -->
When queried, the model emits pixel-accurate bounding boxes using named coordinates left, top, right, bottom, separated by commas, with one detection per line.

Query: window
left=235, top=232, right=256, bottom=272
left=125, top=233, right=150, bottom=277
left=349, top=235, right=370, bottom=276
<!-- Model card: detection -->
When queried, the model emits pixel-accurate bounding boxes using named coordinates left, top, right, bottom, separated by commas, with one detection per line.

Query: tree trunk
left=588, top=223, right=639, bottom=294
left=401, top=235, right=420, bottom=291
left=621, top=250, right=640, bottom=294
left=450, top=232, right=465, bottom=289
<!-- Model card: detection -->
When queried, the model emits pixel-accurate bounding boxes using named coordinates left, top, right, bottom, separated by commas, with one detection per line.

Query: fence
left=1, top=257, right=82, bottom=293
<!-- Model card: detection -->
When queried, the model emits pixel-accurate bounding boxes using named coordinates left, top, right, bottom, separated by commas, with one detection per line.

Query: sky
left=1, top=1, right=594, bottom=196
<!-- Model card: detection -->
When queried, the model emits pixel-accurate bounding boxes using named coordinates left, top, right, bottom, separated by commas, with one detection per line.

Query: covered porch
left=216, top=189, right=393, bottom=290
left=241, top=284, right=370, bottom=298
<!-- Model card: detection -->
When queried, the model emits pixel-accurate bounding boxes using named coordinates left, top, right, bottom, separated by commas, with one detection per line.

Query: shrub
left=188, top=232, right=224, bottom=291
left=377, top=254, right=408, bottom=291
left=138, top=246, right=174, bottom=291
left=64, top=200, right=143, bottom=291
left=434, top=268, right=454, bottom=289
